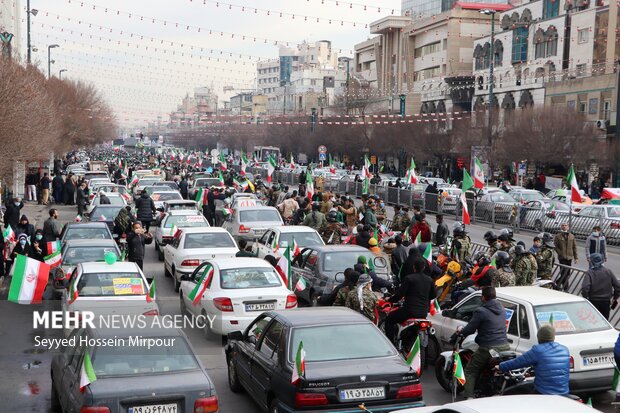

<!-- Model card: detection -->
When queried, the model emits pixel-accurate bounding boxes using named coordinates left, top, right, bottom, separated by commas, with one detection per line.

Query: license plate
left=339, top=386, right=385, bottom=401
left=245, top=303, right=275, bottom=311
left=128, top=404, right=177, bottom=413
left=583, top=354, right=614, bottom=366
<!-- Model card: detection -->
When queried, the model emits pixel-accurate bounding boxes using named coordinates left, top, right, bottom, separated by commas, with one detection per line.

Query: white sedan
left=179, top=258, right=297, bottom=338
left=164, top=227, right=240, bottom=292
left=153, top=210, right=210, bottom=260
left=146, top=188, right=183, bottom=210
left=85, top=192, right=127, bottom=215
left=431, top=287, right=618, bottom=394
left=251, top=225, right=324, bottom=259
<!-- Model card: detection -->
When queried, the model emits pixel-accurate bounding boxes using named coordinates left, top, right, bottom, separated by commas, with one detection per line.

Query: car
left=509, top=189, right=549, bottom=203
left=179, top=258, right=298, bottom=338
left=520, top=199, right=571, bottom=231
left=151, top=180, right=180, bottom=191
left=439, top=187, right=462, bottom=213
left=88, top=205, right=126, bottom=236
left=164, top=199, right=198, bottom=213
left=547, top=188, right=593, bottom=210
left=228, top=192, right=262, bottom=209
left=132, top=177, right=163, bottom=197
left=291, top=245, right=392, bottom=306
left=430, top=287, right=618, bottom=393
left=89, top=183, right=132, bottom=204
left=60, top=222, right=113, bottom=245
left=190, top=177, right=225, bottom=199
left=222, top=205, right=284, bottom=242
left=146, top=188, right=183, bottom=210
left=573, top=204, right=620, bottom=241
left=62, top=261, right=159, bottom=336
left=85, top=192, right=127, bottom=215
left=51, top=325, right=219, bottom=413
left=154, top=210, right=210, bottom=260
left=83, top=171, right=109, bottom=183
left=391, top=395, right=599, bottom=413
left=251, top=226, right=325, bottom=259
left=225, top=308, right=424, bottom=412
left=164, top=227, right=239, bottom=291
left=476, top=192, right=517, bottom=223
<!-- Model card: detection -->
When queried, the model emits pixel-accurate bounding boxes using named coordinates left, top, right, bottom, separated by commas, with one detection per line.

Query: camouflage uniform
left=345, top=288, right=377, bottom=322
left=513, top=255, right=534, bottom=286
left=487, top=244, right=499, bottom=259
left=494, top=267, right=516, bottom=287
left=400, top=214, right=412, bottom=233
left=526, top=252, right=538, bottom=279
left=333, top=285, right=353, bottom=306
left=499, top=243, right=516, bottom=265
left=452, top=235, right=472, bottom=263
left=536, top=246, right=554, bottom=280
left=376, top=207, right=387, bottom=223
left=321, top=222, right=342, bottom=245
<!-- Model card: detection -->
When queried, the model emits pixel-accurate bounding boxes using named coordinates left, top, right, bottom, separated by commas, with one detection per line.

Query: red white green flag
left=267, top=155, right=277, bottom=183
left=292, top=239, right=301, bottom=257
left=295, top=276, right=307, bottom=292
left=8, top=254, right=50, bottom=304
left=405, top=336, right=421, bottom=376
left=567, top=164, right=582, bottom=203
left=188, top=264, right=214, bottom=306
left=422, top=242, right=433, bottom=265
left=407, top=158, right=418, bottom=185
left=218, top=171, right=225, bottom=187
left=363, top=155, right=373, bottom=179
left=289, top=154, right=295, bottom=169
left=67, top=275, right=79, bottom=304
left=460, top=192, right=470, bottom=225
left=3, top=224, right=15, bottom=242
left=275, top=247, right=292, bottom=289
left=306, top=171, right=314, bottom=199
left=453, top=352, right=466, bottom=385
left=79, top=351, right=97, bottom=391
left=240, top=150, right=248, bottom=176
left=329, top=154, right=336, bottom=174
left=473, top=158, right=485, bottom=189
left=429, top=298, right=441, bottom=316
left=219, top=153, right=228, bottom=171
left=44, top=251, right=62, bottom=268
left=291, top=341, right=306, bottom=384
left=146, top=279, right=156, bottom=303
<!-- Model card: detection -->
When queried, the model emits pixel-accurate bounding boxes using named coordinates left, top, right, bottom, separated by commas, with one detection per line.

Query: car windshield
left=138, top=179, right=159, bottom=186
left=91, top=207, right=123, bottom=221
left=64, top=227, right=111, bottom=241
left=63, top=246, right=119, bottom=265
left=518, top=192, right=546, bottom=202
left=608, top=207, right=620, bottom=218
left=490, top=193, right=514, bottom=203
left=195, top=178, right=221, bottom=187
left=239, top=209, right=281, bottom=223
left=542, top=201, right=570, bottom=211
left=95, top=196, right=125, bottom=206
left=91, top=337, right=199, bottom=377
left=184, top=233, right=235, bottom=248
left=322, top=251, right=377, bottom=272
left=279, top=232, right=323, bottom=248
left=77, top=272, right=146, bottom=296
left=220, top=267, right=281, bottom=289
left=163, top=215, right=208, bottom=228
left=534, top=302, right=611, bottom=334
left=290, top=324, right=396, bottom=362
left=155, top=182, right=179, bottom=190
left=151, top=192, right=182, bottom=202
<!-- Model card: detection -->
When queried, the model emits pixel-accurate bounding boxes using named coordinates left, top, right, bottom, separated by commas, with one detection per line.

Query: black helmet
left=483, top=231, right=497, bottom=242
left=500, top=228, right=514, bottom=241
left=514, top=244, right=527, bottom=255
left=327, top=211, right=337, bottom=222
left=452, top=221, right=465, bottom=236
left=495, top=251, right=511, bottom=267
left=539, top=232, right=554, bottom=248
left=473, top=251, right=490, bottom=267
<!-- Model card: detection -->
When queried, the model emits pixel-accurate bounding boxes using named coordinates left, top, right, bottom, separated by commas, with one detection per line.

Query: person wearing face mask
left=375, top=199, right=387, bottom=224
left=11, top=234, right=31, bottom=261
left=585, top=225, right=607, bottom=268
left=4, top=197, right=23, bottom=232
left=43, top=209, right=62, bottom=246
left=581, top=253, right=619, bottom=320
left=30, top=230, right=45, bottom=262
left=15, top=215, right=35, bottom=243
left=529, top=236, right=542, bottom=255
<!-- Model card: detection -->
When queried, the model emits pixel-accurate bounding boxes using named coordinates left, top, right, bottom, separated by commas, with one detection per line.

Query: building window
left=482, top=43, right=491, bottom=69
left=512, top=27, right=528, bottom=63
left=604, top=100, right=611, bottom=120
left=576, top=63, right=587, bottom=77
left=414, top=41, right=441, bottom=58
left=543, top=0, right=559, bottom=19
left=546, top=27, right=558, bottom=57
left=578, top=29, right=589, bottom=44
left=589, top=98, right=599, bottom=115
left=474, top=44, right=484, bottom=70
left=494, top=40, right=504, bottom=67
left=567, top=100, right=576, bottom=110
left=579, top=101, right=587, bottom=113
left=414, top=66, right=441, bottom=81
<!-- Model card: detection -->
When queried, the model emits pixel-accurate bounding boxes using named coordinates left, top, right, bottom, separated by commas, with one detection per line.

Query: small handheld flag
left=146, top=279, right=156, bottom=303
left=406, top=336, right=421, bottom=376
left=79, top=351, right=97, bottom=392
left=291, top=341, right=306, bottom=384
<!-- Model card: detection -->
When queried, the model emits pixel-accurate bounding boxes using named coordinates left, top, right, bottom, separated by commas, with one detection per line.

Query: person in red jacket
left=410, top=212, right=432, bottom=243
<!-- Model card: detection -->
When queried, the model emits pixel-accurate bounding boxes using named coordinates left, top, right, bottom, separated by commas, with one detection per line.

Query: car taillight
left=611, top=222, right=620, bottom=229
left=239, top=225, right=250, bottom=233
left=396, top=383, right=423, bottom=399
left=143, top=309, right=159, bottom=316
left=418, top=321, right=430, bottom=330
left=294, top=392, right=328, bottom=409
left=194, top=396, right=218, bottom=413
left=80, top=407, right=110, bottom=413
left=214, top=297, right=234, bottom=312
left=181, top=259, right=200, bottom=266
left=286, top=294, right=298, bottom=309
left=569, top=356, right=574, bottom=370
left=162, top=236, right=172, bottom=240
left=89, top=194, right=95, bottom=200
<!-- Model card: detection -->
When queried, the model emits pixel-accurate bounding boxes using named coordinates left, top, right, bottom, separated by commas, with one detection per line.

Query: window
left=414, top=66, right=441, bottom=81
left=247, top=316, right=274, bottom=344
left=474, top=44, right=484, bottom=71
left=567, top=100, right=576, bottom=110
left=519, top=305, right=530, bottom=339
left=414, top=41, right=441, bottom=58
left=494, top=40, right=504, bottom=67
left=579, top=101, right=587, bottom=113
left=543, top=0, right=560, bottom=19
left=604, top=100, right=611, bottom=120
left=304, top=250, right=319, bottom=271
left=546, top=28, right=558, bottom=57
left=498, top=299, right=519, bottom=337
left=455, top=295, right=483, bottom=321
left=512, top=27, right=528, bottom=63
left=534, top=302, right=611, bottom=334
left=576, top=63, right=587, bottom=77
left=589, top=98, right=599, bottom=115
left=258, top=321, right=283, bottom=360
left=578, top=29, right=589, bottom=44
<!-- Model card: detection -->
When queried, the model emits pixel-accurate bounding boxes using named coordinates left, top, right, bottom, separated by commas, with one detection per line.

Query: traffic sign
left=319, top=153, right=327, bottom=161
left=318, top=145, right=327, bottom=154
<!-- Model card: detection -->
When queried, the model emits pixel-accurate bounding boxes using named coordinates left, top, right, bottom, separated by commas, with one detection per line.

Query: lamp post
left=480, top=9, right=496, bottom=146
left=59, top=69, right=67, bottom=80
left=26, top=1, right=38, bottom=64
left=48, top=44, right=59, bottom=78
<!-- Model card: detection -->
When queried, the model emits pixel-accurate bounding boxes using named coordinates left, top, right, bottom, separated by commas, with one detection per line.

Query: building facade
left=168, top=87, right=218, bottom=128
left=0, top=0, right=20, bottom=59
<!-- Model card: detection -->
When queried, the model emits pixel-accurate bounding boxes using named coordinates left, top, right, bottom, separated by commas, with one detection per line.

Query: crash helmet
left=483, top=231, right=497, bottom=243
left=494, top=251, right=511, bottom=268
left=472, top=251, right=491, bottom=267
left=326, top=211, right=337, bottom=222
left=500, top=228, right=514, bottom=241
left=539, top=232, right=554, bottom=248
left=452, top=221, right=466, bottom=236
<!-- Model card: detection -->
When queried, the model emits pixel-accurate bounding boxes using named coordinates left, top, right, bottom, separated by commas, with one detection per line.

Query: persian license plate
left=339, top=386, right=385, bottom=401
left=128, top=404, right=177, bottom=413
left=583, top=354, right=614, bottom=366
left=245, top=302, right=275, bottom=311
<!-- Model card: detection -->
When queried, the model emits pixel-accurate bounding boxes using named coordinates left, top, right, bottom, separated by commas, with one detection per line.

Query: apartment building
left=0, top=0, right=20, bottom=58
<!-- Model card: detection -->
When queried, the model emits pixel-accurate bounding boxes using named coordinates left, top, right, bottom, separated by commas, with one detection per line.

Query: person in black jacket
left=135, top=190, right=156, bottom=231
left=15, top=215, right=35, bottom=243
left=384, top=257, right=436, bottom=344
left=4, top=197, right=23, bottom=231
left=126, top=222, right=146, bottom=270
left=353, top=255, right=393, bottom=291
left=179, top=177, right=189, bottom=199
left=76, top=182, right=89, bottom=217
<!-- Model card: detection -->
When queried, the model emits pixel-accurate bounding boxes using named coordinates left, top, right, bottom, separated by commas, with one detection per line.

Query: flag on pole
left=363, top=155, right=373, bottom=179
left=289, top=154, right=295, bottom=169
left=413, top=232, right=422, bottom=246
left=275, top=247, right=292, bottom=289
left=291, top=341, right=306, bottom=384
left=8, top=255, right=51, bottom=304
left=462, top=169, right=474, bottom=191
left=405, top=336, right=421, bottom=376
left=3, top=224, right=15, bottom=242
left=295, top=276, right=307, bottom=292
left=586, top=398, right=593, bottom=407
left=453, top=352, right=466, bottom=385
left=548, top=312, right=554, bottom=327
left=188, top=264, right=214, bottom=306
left=422, top=242, right=433, bottom=265
left=408, top=158, right=418, bottom=185
left=219, top=153, right=228, bottom=171
left=292, top=239, right=301, bottom=257
left=567, top=164, right=582, bottom=203
left=79, top=351, right=97, bottom=392
left=460, top=192, right=470, bottom=225
left=329, top=154, right=336, bottom=174
left=267, top=155, right=277, bottom=183
left=67, top=275, right=78, bottom=304
left=272, top=235, right=279, bottom=253
left=218, top=171, right=225, bottom=187
left=429, top=298, right=441, bottom=316
left=306, top=171, right=314, bottom=199
left=240, top=150, right=248, bottom=176
left=195, top=188, right=205, bottom=210
left=44, top=251, right=62, bottom=268
left=146, top=279, right=156, bottom=303
left=473, top=158, right=485, bottom=189
left=362, top=178, right=369, bottom=195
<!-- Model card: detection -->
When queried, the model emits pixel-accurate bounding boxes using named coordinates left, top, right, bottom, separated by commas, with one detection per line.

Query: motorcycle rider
left=450, top=222, right=471, bottom=263
left=536, top=232, right=555, bottom=280
left=483, top=231, right=499, bottom=258
left=513, top=244, right=535, bottom=286
left=345, top=273, right=377, bottom=322
left=302, top=202, right=326, bottom=231
left=354, top=255, right=393, bottom=291
left=494, top=251, right=516, bottom=287
left=452, top=287, right=510, bottom=400
left=497, top=325, right=570, bottom=395
left=331, top=269, right=361, bottom=306
left=453, top=252, right=496, bottom=303
left=320, top=211, right=342, bottom=245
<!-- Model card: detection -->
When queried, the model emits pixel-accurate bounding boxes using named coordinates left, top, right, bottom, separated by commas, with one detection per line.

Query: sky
left=19, top=0, right=401, bottom=128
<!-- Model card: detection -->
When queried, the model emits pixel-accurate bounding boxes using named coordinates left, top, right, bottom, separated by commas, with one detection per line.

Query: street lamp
left=48, top=44, right=59, bottom=78
left=59, top=69, right=68, bottom=80
left=26, top=1, right=38, bottom=64
left=480, top=9, right=496, bottom=114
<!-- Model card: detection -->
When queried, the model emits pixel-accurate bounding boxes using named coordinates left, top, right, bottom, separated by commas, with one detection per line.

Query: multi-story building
left=0, top=0, right=20, bottom=58
left=168, top=87, right=218, bottom=128
left=230, top=93, right=253, bottom=116
left=402, top=0, right=510, bottom=21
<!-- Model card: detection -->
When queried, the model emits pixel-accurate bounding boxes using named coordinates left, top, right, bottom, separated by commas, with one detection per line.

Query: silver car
left=222, top=205, right=283, bottom=242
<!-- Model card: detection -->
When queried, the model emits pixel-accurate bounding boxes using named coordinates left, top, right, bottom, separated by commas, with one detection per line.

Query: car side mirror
left=247, top=335, right=257, bottom=345
left=334, top=272, right=345, bottom=283
left=441, top=309, right=454, bottom=318
left=373, top=256, right=387, bottom=268
left=227, top=331, right=243, bottom=341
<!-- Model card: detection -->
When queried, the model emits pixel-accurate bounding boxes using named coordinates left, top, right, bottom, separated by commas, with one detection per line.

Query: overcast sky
left=22, top=0, right=400, bottom=127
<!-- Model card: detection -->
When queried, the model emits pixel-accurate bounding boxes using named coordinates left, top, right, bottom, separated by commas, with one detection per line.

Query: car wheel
left=269, top=398, right=281, bottom=413
left=426, top=334, right=441, bottom=366
left=174, top=274, right=180, bottom=293
left=202, top=310, right=216, bottom=341
left=228, top=356, right=244, bottom=393
left=157, top=248, right=164, bottom=262
left=164, top=265, right=172, bottom=278
left=50, top=377, right=61, bottom=412
left=434, top=355, right=453, bottom=393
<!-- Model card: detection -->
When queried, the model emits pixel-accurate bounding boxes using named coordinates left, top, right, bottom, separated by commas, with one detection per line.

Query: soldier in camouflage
left=493, top=251, right=516, bottom=287
left=451, top=222, right=471, bottom=263
left=321, top=211, right=342, bottom=245
left=333, top=270, right=361, bottom=306
left=517, top=240, right=538, bottom=281
left=345, top=273, right=377, bottom=322
left=484, top=231, right=499, bottom=259
left=513, top=244, right=535, bottom=286
left=498, top=228, right=516, bottom=263
left=536, top=232, right=555, bottom=280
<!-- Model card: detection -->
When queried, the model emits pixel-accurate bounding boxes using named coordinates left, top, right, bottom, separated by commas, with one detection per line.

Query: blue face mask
left=35, top=235, right=43, bottom=241
left=14, top=202, right=20, bottom=207
left=19, top=240, right=26, bottom=246
left=380, top=203, right=385, bottom=208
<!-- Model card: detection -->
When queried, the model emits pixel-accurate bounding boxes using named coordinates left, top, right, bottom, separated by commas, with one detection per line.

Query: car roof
left=65, top=222, right=109, bottom=229
left=236, top=205, right=279, bottom=211
left=165, top=200, right=196, bottom=205
left=272, top=225, right=318, bottom=234
left=79, top=261, right=140, bottom=273
left=306, top=244, right=370, bottom=253
left=96, top=192, right=123, bottom=197
left=166, top=210, right=202, bottom=216
left=88, top=323, right=184, bottom=339
left=149, top=189, right=180, bottom=194
left=64, top=239, right=118, bottom=248
left=405, top=395, right=597, bottom=413
left=212, top=258, right=272, bottom=270
left=268, top=307, right=371, bottom=327
left=181, top=227, right=230, bottom=234
left=496, top=286, right=584, bottom=305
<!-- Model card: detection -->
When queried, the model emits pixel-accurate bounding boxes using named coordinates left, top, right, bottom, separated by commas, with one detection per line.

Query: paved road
left=0, top=202, right=615, bottom=412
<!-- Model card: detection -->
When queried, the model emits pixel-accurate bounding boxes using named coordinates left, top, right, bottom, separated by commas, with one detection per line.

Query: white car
left=132, top=177, right=163, bottom=197
left=251, top=225, right=324, bottom=259
left=178, top=258, right=297, bottom=338
left=222, top=205, right=283, bottom=242
left=392, top=395, right=600, bottom=413
left=62, top=261, right=158, bottom=336
left=85, top=192, right=127, bottom=215
left=164, top=227, right=239, bottom=292
left=146, top=188, right=183, bottom=210
left=154, top=210, right=210, bottom=260
left=431, top=287, right=618, bottom=393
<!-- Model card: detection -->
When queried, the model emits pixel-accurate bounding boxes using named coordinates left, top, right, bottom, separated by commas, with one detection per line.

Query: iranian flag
left=275, top=247, right=292, bottom=289
left=295, top=276, right=307, bottom=292
left=8, top=255, right=50, bottom=304
left=146, top=279, right=156, bottom=303
left=405, top=336, right=421, bottom=376
left=3, top=224, right=15, bottom=242
left=289, top=154, right=295, bottom=169
left=44, top=251, right=62, bottom=268
left=407, top=159, right=418, bottom=185
left=218, top=171, right=225, bottom=187
left=222, top=207, right=233, bottom=217
left=267, top=155, right=277, bottom=183
left=67, top=276, right=78, bottom=304
left=240, top=150, right=248, bottom=176
left=413, top=232, right=422, bottom=246
left=567, top=164, right=582, bottom=203
left=363, top=155, right=373, bottom=179
left=188, top=264, right=214, bottom=306
left=219, top=153, right=228, bottom=171
left=329, top=154, right=336, bottom=174
left=460, top=192, right=470, bottom=225
left=453, top=352, right=466, bottom=385
left=272, top=236, right=279, bottom=253
left=461, top=169, right=474, bottom=225
left=422, top=242, right=433, bottom=265
left=292, top=239, right=301, bottom=257
left=291, top=341, right=306, bottom=384
left=195, top=157, right=202, bottom=168
left=429, top=298, right=441, bottom=316
left=117, top=158, right=122, bottom=168
left=79, top=351, right=97, bottom=392
left=473, top=158, right=485, bottom=189
left=306, top=171, right=314, bottom=199
left=131, top=176, right=139, bottom=186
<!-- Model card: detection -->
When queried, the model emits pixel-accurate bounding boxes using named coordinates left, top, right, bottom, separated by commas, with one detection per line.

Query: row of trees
left=0, top=57, right=116, bottom=187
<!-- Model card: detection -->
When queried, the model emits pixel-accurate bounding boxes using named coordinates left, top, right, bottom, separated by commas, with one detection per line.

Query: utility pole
left=481, top=9, right=497, bottom=145
left=27, top=0, right=31, bottom=64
